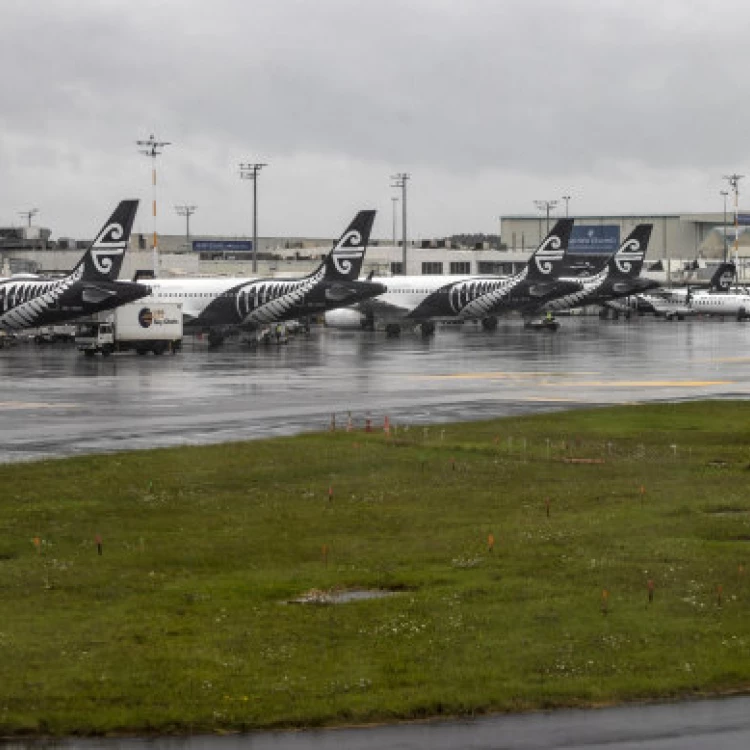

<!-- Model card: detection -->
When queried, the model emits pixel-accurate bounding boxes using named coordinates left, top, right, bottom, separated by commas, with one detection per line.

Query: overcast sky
left=1, top=0, right=749, bottom=241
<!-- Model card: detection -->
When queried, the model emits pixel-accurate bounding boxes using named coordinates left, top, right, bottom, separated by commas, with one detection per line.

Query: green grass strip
left=1, top=401, right=750, bottom=736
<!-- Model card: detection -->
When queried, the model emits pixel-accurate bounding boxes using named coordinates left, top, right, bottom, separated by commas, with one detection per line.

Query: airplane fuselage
left=146, top=274, right=385, bottom=329
left=0, top=272, right=148, bottom=331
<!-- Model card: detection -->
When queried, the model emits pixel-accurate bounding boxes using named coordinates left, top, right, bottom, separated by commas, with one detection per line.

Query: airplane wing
left=80, top=284, right=117, bottom=305
left=358, top=296, right=411, bottom=318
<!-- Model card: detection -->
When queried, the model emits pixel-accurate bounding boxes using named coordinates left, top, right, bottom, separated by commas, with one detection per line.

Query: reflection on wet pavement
left=0, top=317, right=748, bottom=463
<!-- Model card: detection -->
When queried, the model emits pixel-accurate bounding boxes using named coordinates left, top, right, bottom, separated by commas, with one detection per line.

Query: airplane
left=531, top=224, right=656, bottom=316
left=144, top=210, right=385, bottom=346
left=0, top=200, right=149, bottom=332
left=325, top=219, right=578, bottom=336
left=624, top=262, right=737, bottom=320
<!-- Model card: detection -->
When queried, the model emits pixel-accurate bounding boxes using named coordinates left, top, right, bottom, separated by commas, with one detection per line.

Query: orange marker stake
left=717, top=584, right=723, bottom=607
left=33, top=537, right=41, bottom=554
left=488, top=533, right=495, bottom=553
left=328, top=485, right=333, bottom=502
left=647, top=579, right=655, bottom=604
left=95, top=534, right=103, bottom=556
left=545, top=498, right=550, bottom=518
left=601, top=589, right=609, bottom=614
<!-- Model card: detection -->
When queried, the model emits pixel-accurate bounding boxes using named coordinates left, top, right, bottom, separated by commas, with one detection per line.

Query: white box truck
left=76, top=302, right=183, bottom=356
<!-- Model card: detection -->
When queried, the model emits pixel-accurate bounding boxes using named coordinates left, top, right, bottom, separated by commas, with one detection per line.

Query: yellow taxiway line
left=411, top=374, right=732, bottom=387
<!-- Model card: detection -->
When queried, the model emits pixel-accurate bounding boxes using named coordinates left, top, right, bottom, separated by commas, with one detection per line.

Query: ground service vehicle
left=76, top=303, right=182, bottom=356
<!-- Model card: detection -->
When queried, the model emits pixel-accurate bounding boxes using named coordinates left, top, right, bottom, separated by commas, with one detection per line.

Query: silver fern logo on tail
left=534, top=235, right=565, bottom=275
left=91, top=222, right=126, bottom=274
left=718, top=271, right=733, bottom=290
left=332, top=229, right=365, bottom=275
left=613, top=238, right=643, bottom=274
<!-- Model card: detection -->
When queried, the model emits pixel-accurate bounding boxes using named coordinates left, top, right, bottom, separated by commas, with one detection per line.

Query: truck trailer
left=76, top=302, right=183, bottom=356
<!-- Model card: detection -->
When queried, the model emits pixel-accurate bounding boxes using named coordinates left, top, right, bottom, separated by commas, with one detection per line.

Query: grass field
left=1, top=401, right=750, bottom=736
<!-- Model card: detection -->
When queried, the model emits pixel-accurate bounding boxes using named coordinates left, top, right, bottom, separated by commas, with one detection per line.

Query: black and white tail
left=321, top=210, right=376, bottom=281
left=525, top=219, right=575, bottom=281
left=710, top=262, right=736, bottom=292
left=607, top=224, right=653, bottom=278
left=71, top=200, right=139, bottom=282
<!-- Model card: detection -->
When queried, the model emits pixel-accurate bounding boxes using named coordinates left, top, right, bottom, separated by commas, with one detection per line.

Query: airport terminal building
left=1, top=210, right=748, bottom=282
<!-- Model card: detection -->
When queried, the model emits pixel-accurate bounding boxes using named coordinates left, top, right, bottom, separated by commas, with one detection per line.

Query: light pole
left=720, top=190, right=729, bottom=263
left=723, top=173, right=744, bottom=261
left=534, top=199, right=558, bottom=234
left=175, top=205, right=197, bottom=252
left=137, top=134, right=171, bottom=276
left=18, top=208, right=39, bottom=227
left=391, top=173, right=410, bottom=274
left=391, top=196, right=399, bottom=252
left=239, top=162, right=267, bottom=274
left=562, top=195, right=571, bottom=218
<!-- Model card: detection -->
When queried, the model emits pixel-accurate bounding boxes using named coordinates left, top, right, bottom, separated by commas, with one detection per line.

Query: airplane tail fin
left=71, top=200, right=139, bottom=282
left=320, top=210, right=376, bottom=281
left=710, top=262, right=736, bottom=291
left=607, top=224, right=653, bottom=278
left=525, top=219, right=574, bottom=281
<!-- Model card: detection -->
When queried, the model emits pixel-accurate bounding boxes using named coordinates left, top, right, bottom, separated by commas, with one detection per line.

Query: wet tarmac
left=3, top=694, right=750, bottom=749
left=1, top=317, right=749, bottom=464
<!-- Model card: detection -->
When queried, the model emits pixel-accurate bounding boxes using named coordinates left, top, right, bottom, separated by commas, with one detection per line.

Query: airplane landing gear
left=481, top=316, right=498, bottom=331
left=420, top=321, right=436, bottom=337
left=208, top=330, right=225, bottom=348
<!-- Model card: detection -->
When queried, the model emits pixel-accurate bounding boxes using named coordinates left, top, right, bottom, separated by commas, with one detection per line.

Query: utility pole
left=723, top=174, right=744, bottom=261
left=18, top=208, right=39, bottom=227
left=175, top=205, right=197, bottom=251
left=562, top=195, right=571, bottom=218
left=534, top=199, right=558, bottom=234
left=137, top=134, right=171, bottom=276
left=720, top=190, right=729, bottom=263
left=239, top=162, right=267, bottom=274
left=391, top=173, right=410, bottom=273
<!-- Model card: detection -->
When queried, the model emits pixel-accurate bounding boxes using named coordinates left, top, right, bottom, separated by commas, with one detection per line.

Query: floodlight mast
left=18, top=208, right=39, bottom=227
left=391, top=196, right=399, bottom=255
left=723, top=174, right=744, bottom=261
left=720, top=190, right=729, bottom=263
left=562, top=195, right=571, bottom=218
left=239, top=162, right=267, bottom=274
left=534, top=200, right=558, bottom=234
left=137, top=134, right=171, bottom=276
left=391, top=173, right=410, bottom=274
left=175, top=205, right=197, bottom=252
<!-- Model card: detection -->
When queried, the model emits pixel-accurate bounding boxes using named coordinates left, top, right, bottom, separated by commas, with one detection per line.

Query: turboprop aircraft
left=625, top=262, right=736, bottom=319
left=0, top=200, right=149, bottom=331
left=530, top=224, right=656, bottom=316
left=145, top=210, right=384, bottom=346
left=325, top=219, right=577, bottom=336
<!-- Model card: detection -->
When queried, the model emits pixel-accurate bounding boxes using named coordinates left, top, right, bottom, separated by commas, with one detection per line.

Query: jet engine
left=324, top=308, right=371, bottom=329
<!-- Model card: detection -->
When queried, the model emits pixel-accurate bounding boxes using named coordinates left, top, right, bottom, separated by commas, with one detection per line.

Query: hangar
left=499, top=212, right=744, bottom=263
